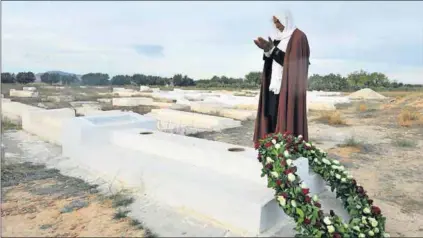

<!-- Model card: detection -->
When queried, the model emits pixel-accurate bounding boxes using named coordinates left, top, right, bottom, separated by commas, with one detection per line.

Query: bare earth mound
left=348, top=88, right=387, bottom=100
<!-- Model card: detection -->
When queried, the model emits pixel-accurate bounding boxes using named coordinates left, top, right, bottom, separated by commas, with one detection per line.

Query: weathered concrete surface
left=9, top=89, right=39, bottom=98
left=2, top=100, right=43, bottom=123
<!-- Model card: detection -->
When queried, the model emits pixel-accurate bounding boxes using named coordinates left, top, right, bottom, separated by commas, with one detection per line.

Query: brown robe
left=253, top=29, right=310, bottom=144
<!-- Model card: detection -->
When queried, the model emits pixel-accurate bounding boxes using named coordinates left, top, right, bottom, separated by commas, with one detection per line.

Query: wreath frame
left=255, top=132, right=389, bottom=238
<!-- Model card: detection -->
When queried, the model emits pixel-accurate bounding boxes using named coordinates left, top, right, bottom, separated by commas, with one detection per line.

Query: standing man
left=253, top=10, right=310, bottom=144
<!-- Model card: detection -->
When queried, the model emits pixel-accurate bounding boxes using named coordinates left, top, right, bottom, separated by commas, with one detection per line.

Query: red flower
left=280, top=160, right=286, bottom=167
left=356, top=186, right=364, bottom=194
left=291, top=166, right=298, bottom=173
left=281, top=193, right=288, bottom=199
left=265, top=142, right=273, bottom=148
left=302, top=188, right=310, bottom=195
left=257, top=156, right=262, bottom=162
left=273, top=136, right=278, bottom=141
left=368, top=199, right=374, bottom=205
left=333, top=232, right=342, bottom=238
left=314, top=221, right=321, bottom=228
left=283, top=168, right=292, bottom=175
left=283, top=131, right=290, bottom=137
left=371, top=206, right=381, bottom=215
left=304, top=196, right=311, bottom=203
left=254, top=142, right=260, bottom=149
left=276, top=180, right=282, bottom=186
left=265, top=164, right=273, bottom=170
left=304, top=218, right=311, bottom=225
left=315, top=202, right=322, bottom=208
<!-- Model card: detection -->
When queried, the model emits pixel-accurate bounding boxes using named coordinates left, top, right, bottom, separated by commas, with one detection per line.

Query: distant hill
left=35, top=71, right=82, bottom=82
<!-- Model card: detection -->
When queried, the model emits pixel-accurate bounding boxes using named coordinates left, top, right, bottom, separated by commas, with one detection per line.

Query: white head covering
left=269, top=10, right=297, bottom=94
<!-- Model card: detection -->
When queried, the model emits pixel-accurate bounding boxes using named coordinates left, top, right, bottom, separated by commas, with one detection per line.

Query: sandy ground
left=1, top=159, right=153, bottom=237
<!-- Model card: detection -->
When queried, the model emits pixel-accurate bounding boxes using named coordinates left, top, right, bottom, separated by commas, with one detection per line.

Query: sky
left=2, top=1, right=423, bottom=84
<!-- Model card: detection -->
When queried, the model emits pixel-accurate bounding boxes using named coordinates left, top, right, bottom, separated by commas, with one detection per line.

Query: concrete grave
left=9, top=89, right=39, bottom=98
left=23, top=86, right=37, bottom=91
left=112, top=97, right=154, bottom=107
left=2, top=100, right=42, bottom=123
left=146, top=109, right=241, bottom=134
left=22, top=108, right=76, bottom=145
left=61, top=112, right=157, bottom=159
left=189, top=102, right=256, bottom=121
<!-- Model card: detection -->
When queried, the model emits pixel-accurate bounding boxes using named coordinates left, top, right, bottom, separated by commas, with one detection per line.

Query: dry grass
left=358, top=103, right=368, bottom=112
left=397, top=108, right=423, bottom=127
left=316, top=111, right=347, bottom=125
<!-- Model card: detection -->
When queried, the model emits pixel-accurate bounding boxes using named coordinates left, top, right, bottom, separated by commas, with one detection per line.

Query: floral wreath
left=255, top=132, right=389, bottom=238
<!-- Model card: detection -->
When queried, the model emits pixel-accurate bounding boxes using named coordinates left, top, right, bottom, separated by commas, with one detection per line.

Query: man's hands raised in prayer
left=254, top=37, right=274, bottom=52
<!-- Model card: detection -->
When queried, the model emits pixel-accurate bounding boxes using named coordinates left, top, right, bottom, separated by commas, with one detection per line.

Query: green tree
left=16, top=72, right=36, bottom=84
left=111, top=75, right=132, bottom=85
left=81, top=73, right=110, bottom=86
left=1, top=73, right=16, bottom=83
left=245, top=71, right=261, bottom=86
left=40, top=73, right=61, bottom=85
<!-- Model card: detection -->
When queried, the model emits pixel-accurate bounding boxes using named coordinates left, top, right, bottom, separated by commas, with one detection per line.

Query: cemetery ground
left=1, top=85, right=423, bottom=237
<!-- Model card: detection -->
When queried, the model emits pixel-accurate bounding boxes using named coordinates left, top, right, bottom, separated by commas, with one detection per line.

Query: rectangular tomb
left=61, top=112, right=157, bottom=159
left=22, top=108, right=75, bottom=145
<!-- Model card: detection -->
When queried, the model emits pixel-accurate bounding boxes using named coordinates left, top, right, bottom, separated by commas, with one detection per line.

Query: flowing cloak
left=253, top=28, right=310, bottom=144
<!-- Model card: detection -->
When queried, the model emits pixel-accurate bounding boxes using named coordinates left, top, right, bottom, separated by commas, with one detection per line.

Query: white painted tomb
left=23, top=86, right=37, bottom=91
left=146, top=109, right=241, bottom=134
left=9, top=89, right=39, bottom=98
left=22, top=108, right=76, bottom=145
left=61, top=112, right=157, bottom=160
left=1, top=100, right=42, bottom=123
left=112, top=97, right=154, bottom=107
left=189, top=102, right=256, bottom=121
left=61, top=112, right=327, bottom=235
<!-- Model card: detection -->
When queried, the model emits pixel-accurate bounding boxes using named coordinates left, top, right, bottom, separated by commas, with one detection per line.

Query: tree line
left=1, top=70, right=421, bottom=91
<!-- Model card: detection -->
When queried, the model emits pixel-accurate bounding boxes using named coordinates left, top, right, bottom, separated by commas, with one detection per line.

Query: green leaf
left=296, top=208, right=305, bottom=218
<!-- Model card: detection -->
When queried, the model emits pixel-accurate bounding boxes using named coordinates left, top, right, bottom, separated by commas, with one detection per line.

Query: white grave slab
left=61, top=112, right=157, bottom=159
left=9, top=89, right=39, bottom=98
left=146, top=109, right=241, bottom=134
left=112, top=97, right=154, bottom=107
left=2, top=100, right=42, bottom=123
left=23, top=86, right=37, bottom=91
left=22, top=108, right=75, bottom=145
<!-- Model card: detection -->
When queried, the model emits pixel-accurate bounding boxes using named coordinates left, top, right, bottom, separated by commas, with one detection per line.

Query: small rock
left=60, top=199, right=88, bottom=213
left=40, top=224, right=53, bottom=230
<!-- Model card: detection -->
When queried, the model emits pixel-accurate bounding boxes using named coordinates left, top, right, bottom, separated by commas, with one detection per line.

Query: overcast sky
left=2, top=1, right=423, bottom=84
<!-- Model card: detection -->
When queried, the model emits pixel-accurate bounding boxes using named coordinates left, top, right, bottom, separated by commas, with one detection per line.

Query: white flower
left=358, top=233, right=365, bottom=238
left=383, top=233, right=390, bottom=238
left=270, top=171, right=279, bottom=178
left=300, top=183, right=308, bottom=189
left=277, top=196, right=286, bottom=207
left=323, top=217, right=332, bottom=225
left=283, top=150, right=290, bottom=158
left=353, top=226, right=360, bottom=231
left=272, top=139, right=277, bottom=144
left=287, top=173, right=296, bottom=182
left=347, top=174, right=353, bottom=179
left=291, top=200, right=297, bottom=207
left=305, top=142, right=311, bottom=147
left=311, top=150, right=315, bottom=154
left=368, top=230, right=375, bottom=236
left=363, top=207, right=371, bottom=214
left=369, top=218, right=378, bottom=227
left=341, top=178, right=347, bottom=183
left=312, top=195, right=319, bottom=202
left=266, top=157, right=274, bottom=164
left=286, top=159, right=293, bottom=166
left=374, top=228, right=380, bottom=233
left=332, top=160, right=340, bottom=165
left=331, top=165, right=338, bottom=170
left=298, top=135, right=303, bottom=140
left=322, top=158, right=331, bottom=165
left=275, top=143, right=281, bottom=149
left=335, top=174, right=341, bottom=179
left=338, top=165, right=345, bottom=171
left=327, top=225, right=335, bottom=233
